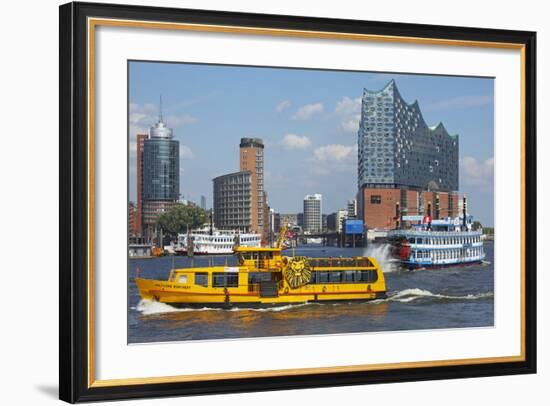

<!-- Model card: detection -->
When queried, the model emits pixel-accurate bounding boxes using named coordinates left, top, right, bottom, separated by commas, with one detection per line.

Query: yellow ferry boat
left=136, top=230, right=387, bottom=308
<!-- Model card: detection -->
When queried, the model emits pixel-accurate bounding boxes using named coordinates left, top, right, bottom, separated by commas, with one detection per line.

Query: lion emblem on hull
left=283, top=256, right=312, bottom=289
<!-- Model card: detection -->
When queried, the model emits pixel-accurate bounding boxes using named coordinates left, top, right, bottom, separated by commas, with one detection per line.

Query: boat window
left=360, top=270, right=378, bottom=283
left=248, top=272, right=272, bottom=284
left=177, top=274, right=188, bottom=284
left=194, top=273, right=208, bottom=287
left=213, top=273, right=239, bottom=288
left=260, top=252, right=274, bottom=260
left=311, top=270, right=378, bottom=284
left=329, top=271, right=342, bottom=283
left=344, top=271, right=355, bottom=282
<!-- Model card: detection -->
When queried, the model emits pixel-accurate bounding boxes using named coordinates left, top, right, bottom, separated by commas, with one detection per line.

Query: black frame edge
left=59, top=1, right=537, bottom=403
left=59, top=2, right=75, bottom=403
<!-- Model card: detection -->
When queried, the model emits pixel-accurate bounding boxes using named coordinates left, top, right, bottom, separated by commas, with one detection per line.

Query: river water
left=128, top=241, right=494, bottom=343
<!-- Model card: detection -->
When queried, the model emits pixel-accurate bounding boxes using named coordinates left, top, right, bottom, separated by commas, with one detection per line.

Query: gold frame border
left=87, top=17, right=527, bottom=388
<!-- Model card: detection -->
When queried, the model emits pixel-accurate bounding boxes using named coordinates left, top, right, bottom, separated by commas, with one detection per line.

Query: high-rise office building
left=327, top=209, right=349, bottom=232
left=239, top=138, right=267, bottom=237
left=200, top=195, right=206, bottom=210
left=212, top=171, right=252, bottom=231
left=128, top=201, right=138, bottom=236
left=357, top=80, right=459, bottom=229
left=141, top=112, right=179, bottom=238
left=347, top=199, right=357, bottom=219
left=135, top=133, right=147, bottom=236
left=303, top=194, right=322, bottom=233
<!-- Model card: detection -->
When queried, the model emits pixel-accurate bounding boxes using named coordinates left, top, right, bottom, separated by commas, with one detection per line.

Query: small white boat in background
left=174, top=227, right=261, bottom=255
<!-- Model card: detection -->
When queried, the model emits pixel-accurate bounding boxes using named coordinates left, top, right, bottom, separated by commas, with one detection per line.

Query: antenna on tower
left=159, top=94, right=163, bottom=122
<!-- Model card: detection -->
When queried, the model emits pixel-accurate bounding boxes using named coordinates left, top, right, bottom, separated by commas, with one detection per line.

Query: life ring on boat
left=322, top=286, right=327, bottom=293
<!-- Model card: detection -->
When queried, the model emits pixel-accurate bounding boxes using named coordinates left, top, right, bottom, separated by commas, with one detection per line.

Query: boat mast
left=462, top=194, right=468, bottom=231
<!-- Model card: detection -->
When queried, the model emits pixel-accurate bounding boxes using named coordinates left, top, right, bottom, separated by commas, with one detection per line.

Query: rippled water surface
left=128, top=242, right=494, bottom=343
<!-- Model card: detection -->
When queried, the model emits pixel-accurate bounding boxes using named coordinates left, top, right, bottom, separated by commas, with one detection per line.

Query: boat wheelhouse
left=388, top=215, right=485, bottom=268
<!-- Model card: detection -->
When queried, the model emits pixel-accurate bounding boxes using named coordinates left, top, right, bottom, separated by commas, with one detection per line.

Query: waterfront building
left=239, top=138, right=268, bottom=237
left=135, top=133, right=147, bottom=236
left=128, top=201, right=138, bottom=236
left=297, top=213, right=304, bottom=228
left=357, top=80, right=459, bottom=229
left=303, top=194, right=322, bottom=233
left=141, top=112, right=179, bottom=238
left=327, top=209, right=348, bottom=232
left=200, top=195, right=206, bottom=210
left=273, top=212, right=281, bottom=233
left=212, top=171, right=252, bottom=232
left=347, top=199, right=357, bottom=219
left=280, top=213, right=298, bottom=228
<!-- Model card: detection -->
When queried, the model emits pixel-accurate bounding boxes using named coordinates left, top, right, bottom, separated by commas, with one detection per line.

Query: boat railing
left=389, top=229, right=483, bottom=237
left=309, top=257, right=373, bottom=268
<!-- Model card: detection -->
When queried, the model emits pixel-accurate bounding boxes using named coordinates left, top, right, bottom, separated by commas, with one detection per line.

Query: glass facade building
left=358, top=80, right=459, bottom=192
left=143, top=120, right=179, bottom=201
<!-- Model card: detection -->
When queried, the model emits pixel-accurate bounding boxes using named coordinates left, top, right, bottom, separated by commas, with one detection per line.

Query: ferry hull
left=136, top=277, right=386, bottom=308
left=400, top=258, right=485, bottom=269
left=162, top=294, right=387, bottom=309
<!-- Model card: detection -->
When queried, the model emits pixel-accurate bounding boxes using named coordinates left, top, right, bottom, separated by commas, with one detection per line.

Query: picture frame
left=59, top=1, right=537, bottom=403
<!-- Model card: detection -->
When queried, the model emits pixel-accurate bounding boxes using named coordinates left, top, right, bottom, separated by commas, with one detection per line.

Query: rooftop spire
left=159, top=94, right=163, bottom=122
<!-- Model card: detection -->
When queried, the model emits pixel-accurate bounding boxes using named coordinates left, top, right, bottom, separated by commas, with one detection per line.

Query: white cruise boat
left=387, top=214, right=485, bottom=269
left=174, top=227, right=261, bottom=255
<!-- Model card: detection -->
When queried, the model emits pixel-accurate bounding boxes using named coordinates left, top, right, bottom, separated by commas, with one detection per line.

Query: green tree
left=157, top=204, right=208, bottom=236
left=472, top=221, right=483, bottom=230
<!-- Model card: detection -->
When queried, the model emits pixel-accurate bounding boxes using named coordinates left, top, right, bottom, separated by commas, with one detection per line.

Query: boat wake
left=135, top=299, right=312, bottom=315
left=136, top=299, right=224, bottom=315
left=362, top=244, right=398, bottom=273
left=385, top=288, right=494, bottom=303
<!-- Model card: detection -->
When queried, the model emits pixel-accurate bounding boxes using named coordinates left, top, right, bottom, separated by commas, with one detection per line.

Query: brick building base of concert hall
left=359, top=187, right=459, bottom=230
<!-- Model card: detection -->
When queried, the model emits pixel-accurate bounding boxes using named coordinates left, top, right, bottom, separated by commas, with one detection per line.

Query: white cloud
left=281, top=133, right=312, bottom=150
left=335, top=96, right=361, bottom=115
left=309, top=144, right=357, bottom=176
left=179, top=145, right=194, bottom=159
left=340, top=118, right=361, bottom=132
left=129, top=102, right=198, bottom=137
left=335, top=96, right=361, bottom=133
left=276, top=100, right=291, bottom=112
left=427, top=95, right=493, bottom=111
left=292, top=103, right=324, bottom=120
left=129, top=102, right=197, bottom=160
left=313, top=144, right=356, bottom=163
left=167, top=114, right=198, bottom=127
left=460, top=156, right=494, bottom=187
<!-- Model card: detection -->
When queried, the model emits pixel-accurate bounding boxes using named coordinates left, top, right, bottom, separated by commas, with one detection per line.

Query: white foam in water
left=136, top=299, right=313, bottom=315
left=362, top=243, right=398, bottom=273
left=387, top=288, right=493, bottom=303
left=136, top=299, right=222, bottom=315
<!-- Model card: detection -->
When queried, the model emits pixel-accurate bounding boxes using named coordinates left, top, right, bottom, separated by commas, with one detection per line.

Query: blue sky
left=129, top=61, right=494, bottom=226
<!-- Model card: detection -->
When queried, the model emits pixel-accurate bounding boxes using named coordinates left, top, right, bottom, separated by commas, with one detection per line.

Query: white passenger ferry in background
left=388, top=214, right=485, bottom=269
left=174, top=227, right=261, bottom=255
